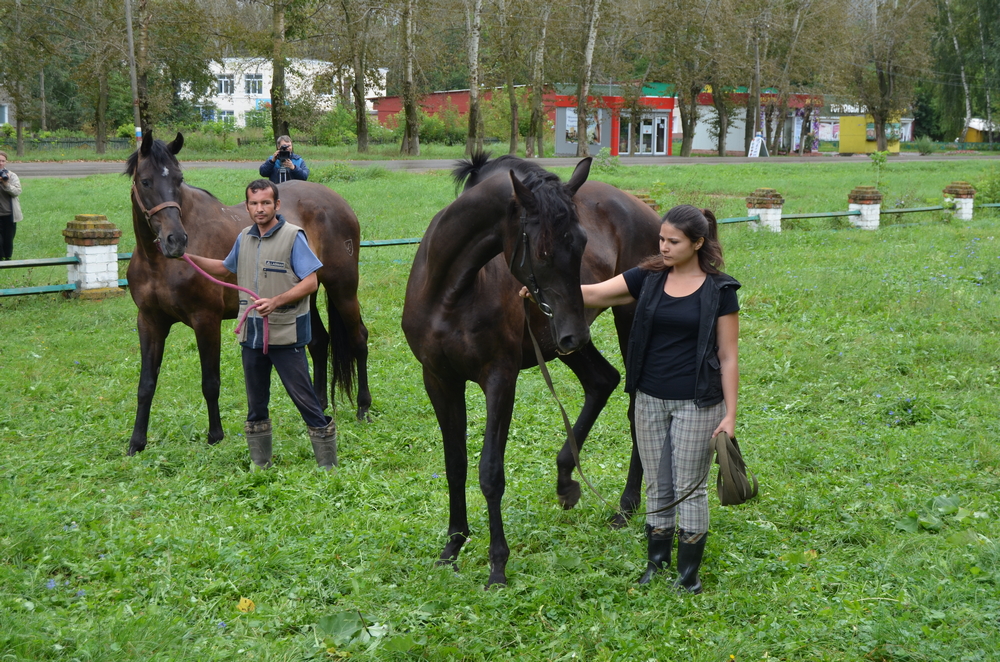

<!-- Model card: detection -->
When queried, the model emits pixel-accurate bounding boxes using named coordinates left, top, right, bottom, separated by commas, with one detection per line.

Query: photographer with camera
left=0, top=151, right=22, bottom=261
left=259, top=135, right=309, bottom=185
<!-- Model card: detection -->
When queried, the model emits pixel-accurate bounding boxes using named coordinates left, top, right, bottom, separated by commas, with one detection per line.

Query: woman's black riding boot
left=637, top=524, right=674, bottom=584
left=674, top=530, right=707, bottom=594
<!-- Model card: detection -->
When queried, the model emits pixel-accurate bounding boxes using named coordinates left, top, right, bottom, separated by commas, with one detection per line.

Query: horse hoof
left=435, top=558, right=459, bottom=572
left=558, top=481, right=582, bottom=510
left=485, top=573, right=507, bottom=588
left=207, top=432, right=224, bottom=446
left=356, top=408, right=372, bottom=422
left=127, top=444, right=145, bottom=456
left=608, top=511, right=629, bottom=530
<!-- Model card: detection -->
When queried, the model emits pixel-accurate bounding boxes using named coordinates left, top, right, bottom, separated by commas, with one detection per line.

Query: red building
left=373, top=84, right=676, bottom=156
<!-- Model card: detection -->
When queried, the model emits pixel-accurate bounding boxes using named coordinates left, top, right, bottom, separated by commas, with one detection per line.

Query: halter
left=507, top=208, right=553, bottom=318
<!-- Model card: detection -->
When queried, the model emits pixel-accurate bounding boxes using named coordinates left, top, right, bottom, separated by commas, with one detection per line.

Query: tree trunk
left=464, top=0, right=483, bottom=155
left=39, top=69, right=46, bottom=131
left=875, top=65, right=890, bottom=151
left=341, top=0, right=369, bottom=153
left=712, top=89, right=728, bottom=156
left=744, top=95, right=754, bottom=154
left=96, top=70, right=108, bottom=155
left=400, top=0, right=420, bottom=155
left=270, top=2, right=290, bottom=139
left=526, top=5, right=550, bottom=158
left=943, top=0, right=972, bottom=141
left=506, top=77, right=518, bottom=155
left=798, top=105, right=813, bottom=156
left=977, top=0, right=993, bottom=143
left=575, top=0, right=603, bottom=157
left=678, top=85, right=699, bottom=157
left=136, top=0, right=151, bottom=132
left=770, top=97, right=788, bottom=154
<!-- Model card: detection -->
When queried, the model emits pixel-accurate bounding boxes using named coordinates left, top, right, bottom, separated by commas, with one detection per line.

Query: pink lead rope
left=181, top=254, right=269, bottom=354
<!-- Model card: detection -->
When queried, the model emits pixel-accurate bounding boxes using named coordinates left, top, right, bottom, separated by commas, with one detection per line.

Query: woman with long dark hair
left=576, top=204, right=740, bottom=592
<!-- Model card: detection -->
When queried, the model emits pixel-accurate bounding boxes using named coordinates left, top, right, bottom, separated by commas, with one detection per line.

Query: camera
left=0, top=169, right=8, bottom=181
left=276, top=146, right=292, bottom=162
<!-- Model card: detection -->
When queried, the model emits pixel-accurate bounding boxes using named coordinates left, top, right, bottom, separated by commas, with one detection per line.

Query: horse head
left=126, top=132, right=188, bottom=258
left=507, top=157, right=592, bottom=355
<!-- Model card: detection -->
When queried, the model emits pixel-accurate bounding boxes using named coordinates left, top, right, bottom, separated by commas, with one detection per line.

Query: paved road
left=11, top=151, right=1000, bottom=178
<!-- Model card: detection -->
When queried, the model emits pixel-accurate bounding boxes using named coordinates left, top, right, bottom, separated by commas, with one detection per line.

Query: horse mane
left=123, top=139, right=182, bottom=179
left=453, top=151, right=576, bottom=256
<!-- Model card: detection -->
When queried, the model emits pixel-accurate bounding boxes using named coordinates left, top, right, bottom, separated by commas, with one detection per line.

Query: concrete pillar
left=943, top=181, right=976, bottom=221
left=848, top=186, right=882, bottom=230
left=746, top=188, right=784, bottom=232
left=62, top=214, right=123, bottom=299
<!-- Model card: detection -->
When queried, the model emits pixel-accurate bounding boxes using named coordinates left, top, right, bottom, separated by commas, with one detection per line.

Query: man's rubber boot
left=674, top=530, right=707, bottom=594
left=245, top=419, right=273, bottom=470
left=637, top=524, right=674, bottom=584
left=308, top=417, right=338, bottom=470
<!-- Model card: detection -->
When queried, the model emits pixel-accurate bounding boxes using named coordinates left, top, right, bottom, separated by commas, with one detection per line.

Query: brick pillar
left=943, top=181, right=976, bottom=222
left=62, top=214, right=123, bottom=300
left=746, top=188, right=784, bottom=232
left=848, top=186, right=882, bottom=230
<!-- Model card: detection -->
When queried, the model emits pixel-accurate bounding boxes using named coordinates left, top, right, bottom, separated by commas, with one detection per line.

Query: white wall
left=193, top=58, right=387, bottom=127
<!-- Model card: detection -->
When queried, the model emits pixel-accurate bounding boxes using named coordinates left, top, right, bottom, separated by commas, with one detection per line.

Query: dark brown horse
left=124, top=132, right=370, bottom=456
left=402, top=153, right=660, bottom=586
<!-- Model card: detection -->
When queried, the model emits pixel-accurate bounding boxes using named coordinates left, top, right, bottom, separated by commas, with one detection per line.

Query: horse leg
left=553, top=342, right=622, bottom=511
left=307, top=291, right=331, bottom=411
left=612, top=306, right=644, bottom=528
left=424, top=368, right=470, bottom=568
left=192, top=314, right=225, bottom=445
left=328, top=290, right=371, bottom=421
left=479, top=371, right=517, bottom=587
left=128, top=313, right=171, bottom=456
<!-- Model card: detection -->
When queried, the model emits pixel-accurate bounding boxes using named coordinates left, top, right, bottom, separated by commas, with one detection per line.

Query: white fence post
left=848, top=186, right=882, bottom=230
left=62, top=214, right=123, bottom=300
left=943, top=181, right=975, bottom=221
left=746, top=188, right=784, bottom=232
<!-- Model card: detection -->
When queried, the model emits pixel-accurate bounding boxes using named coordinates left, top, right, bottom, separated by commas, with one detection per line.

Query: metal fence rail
left=3, top=203, right=999, bottom=297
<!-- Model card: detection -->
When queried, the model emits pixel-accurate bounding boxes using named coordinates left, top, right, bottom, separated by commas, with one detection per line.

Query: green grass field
left=2, top=161, right=1000, bottom=660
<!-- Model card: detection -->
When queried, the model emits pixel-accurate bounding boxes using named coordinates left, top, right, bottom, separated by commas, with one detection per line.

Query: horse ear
left=566, top=157, right=592, bottom=195
left=140, top=131, right=154, bottom=156
left=509, top=170, right=536, bottom=210
left=167, top=133, right=184, bottom=155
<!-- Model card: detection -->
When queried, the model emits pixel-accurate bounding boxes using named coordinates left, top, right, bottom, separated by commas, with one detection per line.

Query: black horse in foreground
left=124, top=132, right=371, bottom=456
left=402, top=153, right=661, bottom=586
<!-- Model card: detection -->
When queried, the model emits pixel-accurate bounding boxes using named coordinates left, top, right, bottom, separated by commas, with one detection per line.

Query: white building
left=196, top=58, right=386, bottom=127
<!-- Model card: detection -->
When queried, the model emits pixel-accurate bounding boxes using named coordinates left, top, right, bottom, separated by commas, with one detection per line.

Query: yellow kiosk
left=839, top=115, right=901, bottom=154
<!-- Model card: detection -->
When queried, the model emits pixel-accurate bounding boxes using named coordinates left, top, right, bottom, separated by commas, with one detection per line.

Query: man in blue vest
left=186, top=179, right=336, bottom=470
left=259, top=135, right=309, bottom=184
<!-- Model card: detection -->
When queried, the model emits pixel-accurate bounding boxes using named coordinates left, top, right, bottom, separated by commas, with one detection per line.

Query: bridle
left=131, top=182, right=182, bottom=228
left=508, top=208, right=553, bottom=318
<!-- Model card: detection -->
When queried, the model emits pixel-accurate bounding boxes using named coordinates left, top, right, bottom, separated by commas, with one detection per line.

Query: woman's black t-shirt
left=623, top=267, right=739, bottom=400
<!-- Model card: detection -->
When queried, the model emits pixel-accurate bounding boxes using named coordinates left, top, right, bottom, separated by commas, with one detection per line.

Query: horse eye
left=141, top=179, right=151, bottom=188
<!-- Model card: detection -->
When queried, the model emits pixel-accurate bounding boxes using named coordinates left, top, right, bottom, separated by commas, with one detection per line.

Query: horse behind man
left=124, top=132, right=371, bottom=456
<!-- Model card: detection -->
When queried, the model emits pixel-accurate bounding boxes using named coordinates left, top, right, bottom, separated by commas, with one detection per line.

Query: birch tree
left=575, top=0, right=603, bottom=157
left=464, top=0, right=484, bottom=154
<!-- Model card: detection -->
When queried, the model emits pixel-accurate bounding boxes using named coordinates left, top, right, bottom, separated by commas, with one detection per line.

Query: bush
left=315, top=106, right=357, bottom=146
left=915, top=135, right=936, bottom=155
left=977, top=166, right=1000, bottom=204
left=0, top=123, right=13, bottom=138
left=116, top=123, right=137, bottom=139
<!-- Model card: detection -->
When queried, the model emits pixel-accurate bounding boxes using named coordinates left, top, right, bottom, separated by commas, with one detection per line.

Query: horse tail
left=327, top=294, right=356, bottom=406
left=452, top=150, right=493, bottom=193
